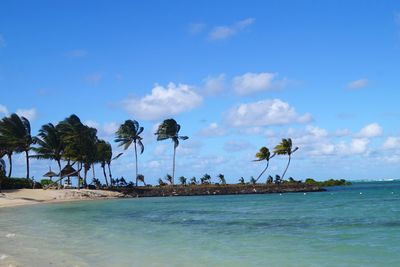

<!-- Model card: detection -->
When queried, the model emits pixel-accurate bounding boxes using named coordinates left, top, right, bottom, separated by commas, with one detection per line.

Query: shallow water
left=1, top=182, right=400, bottom=267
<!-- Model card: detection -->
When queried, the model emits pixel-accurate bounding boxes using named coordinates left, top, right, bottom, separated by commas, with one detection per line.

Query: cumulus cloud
left=225, top=99, right=312, bottom=127
left=347, top=79, right=369, bottom=90
left=382, top=137, right=400, bottom=150
left=202, top=74, right=226, bottom=95
left=84, top=120, right=120, bottom=137
left=0, top=104, right=8, bottom=115
left=356, top=123, right=383, bottom=138
left=16, top=108, right=37, bottom=121
left=233, top=72, right=281, bottom=95
left=122, top=83, right=203, bottom=120
left=66, top=49, right=87, bottom=58
left=337, top=138, right=370, bottom=155
left=209, top=18, right=255, bottom=41
left=199, top=122, right=226, bottom=137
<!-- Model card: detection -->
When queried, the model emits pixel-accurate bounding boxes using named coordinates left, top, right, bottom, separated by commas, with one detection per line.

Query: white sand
left=0, top=189, right=125, bottom=208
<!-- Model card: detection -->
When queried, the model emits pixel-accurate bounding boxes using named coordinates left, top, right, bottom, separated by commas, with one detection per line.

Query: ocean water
left=0, top=182, right=399, bottom=267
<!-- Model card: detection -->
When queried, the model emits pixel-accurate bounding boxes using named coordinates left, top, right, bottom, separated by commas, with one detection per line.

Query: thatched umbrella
left=60, top=164, right=78, bottom=185
left=43, top=167, right=58, bottom=181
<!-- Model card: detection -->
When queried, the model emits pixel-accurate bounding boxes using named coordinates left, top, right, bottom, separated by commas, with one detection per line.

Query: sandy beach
left=0, top=189, right=125, bottom=208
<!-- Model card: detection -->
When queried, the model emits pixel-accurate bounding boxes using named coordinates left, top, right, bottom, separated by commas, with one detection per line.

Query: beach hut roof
left=60, top=164, right=78, bottom=178
left=43, top=170, right=58, bottom=177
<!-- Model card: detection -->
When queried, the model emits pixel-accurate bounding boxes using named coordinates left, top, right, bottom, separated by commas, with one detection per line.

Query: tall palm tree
left=0, top=114, right=34, bottom=179
left=155, top=119, right=188, bottom=185
left=32, top=123, right=64, bottom=185
left=96, top=140, right=111, bottom=187
left=253, top=147, right=275, bottom=183
left=274, top=138, right=299, bottom=180
left=57, top=114, right=91, bottom=189
left=115, top=120, right=144, bottom=186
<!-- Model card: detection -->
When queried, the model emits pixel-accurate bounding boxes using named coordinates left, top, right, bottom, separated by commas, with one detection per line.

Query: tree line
left=0, top=113, right=298, bottom=188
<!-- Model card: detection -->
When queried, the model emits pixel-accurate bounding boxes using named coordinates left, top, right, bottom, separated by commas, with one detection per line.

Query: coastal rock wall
left=121, top=184, right=325, bottom=197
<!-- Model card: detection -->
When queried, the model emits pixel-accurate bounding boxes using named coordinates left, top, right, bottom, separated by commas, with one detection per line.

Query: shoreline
left=0, top=189, right=125, bottom=209
left=0, top=184, right=325, bottom=209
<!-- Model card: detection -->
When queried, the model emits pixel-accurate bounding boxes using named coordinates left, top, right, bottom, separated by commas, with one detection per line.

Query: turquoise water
left=1, top=182, right=400, bottom=267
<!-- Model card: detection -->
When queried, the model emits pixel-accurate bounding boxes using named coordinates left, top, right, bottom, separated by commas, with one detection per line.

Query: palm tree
left=166, top=174, right=173, bottom=185
left=274, top=138, right=299, bottom=180
left=32, top=123, right=64, bottom=185
left=238, top=177, right=245, bottom=185
left=115, top=120, right=144, bottom=186
left=179, top=176, right=187, bottom=185
left=249, top=176, right=256, bottom=185
left=0, top=114, right=34, bottom=179
left=155, top=119, right=188, bottom=185
left=96, top=140, right=112, bottom=187
left=201, top=173, right=211, bottom=184
left=137, top=174, right=146, bottom=186
left=266, top=175, right=273, bottom=184
left=253, top=147, right=275, bottom=183
left=217, top=174, right=226, bottom=185
left=0, top=141, right=13, bottom=178
left=0, top=157, right=5, bottom=191
left=190, top=176, right=197, bottom=185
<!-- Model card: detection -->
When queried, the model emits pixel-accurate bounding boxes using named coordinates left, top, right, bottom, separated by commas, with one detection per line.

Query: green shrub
left=40, top=179, right=53, bottom=187
left=1, top=177, right=42, bottom=189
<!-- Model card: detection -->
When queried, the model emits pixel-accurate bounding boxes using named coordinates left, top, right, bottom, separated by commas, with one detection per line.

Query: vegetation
left=115, top=120, right=144, bottom=186
left=155, top=119, right=188, bottom=185
left=253, top=147, right=275, bottom=183
left=274, top=138, right=298, bottom=179
left=305, top=178, right=351, bottom=187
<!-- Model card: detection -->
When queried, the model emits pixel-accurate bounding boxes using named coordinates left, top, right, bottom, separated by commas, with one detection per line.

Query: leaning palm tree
left=165, top=174, right=173, bottom=185
left=155, top=119, right=188, bottom=185
left=217, top=174, right=226, bottom=185
left=32, top=123, right=64, bottom=185
left=96, top=140, right=112, bottom=187
left=274, top=138, right=299, bottom=180
left=0, top=114, right=34, bottom=179
left=253, top=147, right=275, bottom=183
left=137, top=174, right=146, bottom=186
left=115, top=120, right=144, bottom=186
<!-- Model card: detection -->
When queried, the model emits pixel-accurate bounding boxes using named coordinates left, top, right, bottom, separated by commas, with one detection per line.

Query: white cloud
left=85, top=73, right=102, bottom=84
left=103, top=122, right=119, bottom=136
left=357, top=123, right=383, bottom=138
left=0, top=104, right=8, bottom=115
left=225, top=99, right=312, bottom=127
left=199, top=122, right=226, bottom=137
left=233, top=72, right=278, bottom=95
left=337, top=138, right=370, bottom=155
left=16, top=108, right=37, bottom=121
left=67, top=49, right=87, bottom=58
left=0, top=34, right=5, bottom=48
left=382, top=137, right=400, bottom=150
left=84, top=120, right=120, bottom=138
left=209, top=18, right=255, bottom=41
left=335, top=128, right=352, bottom=137
left=122, top=83, right=203, bottom=120
left=84, top=120, right=100, bottom=129
left=202, top=74, right=225, bottom=95
left=347, top=79, right=369, bottom=90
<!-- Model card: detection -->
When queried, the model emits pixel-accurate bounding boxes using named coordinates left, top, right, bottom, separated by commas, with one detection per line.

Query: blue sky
left=1, top=0, right=400, bottom=183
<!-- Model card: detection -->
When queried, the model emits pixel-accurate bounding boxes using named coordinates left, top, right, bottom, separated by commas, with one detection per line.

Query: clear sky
left=1, top=0, right=400, bottom=184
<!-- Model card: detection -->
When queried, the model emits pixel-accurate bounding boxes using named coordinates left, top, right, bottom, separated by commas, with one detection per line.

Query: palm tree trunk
left=102, top=165, right=109, bottom=187
left=255, top=161, right=269, bottom=183
left=172, top=146, right=176, bottom=185
left=282, top=155, right=291, bottom=180
left=84, top=165, right=88, bottom=188
left=25, top=150, right=29, bottom=179
left=107, top=163, right=112, bottom=185
left=57, top=160, right=62, bottom=188
left=134, top=141, right=138, bottom=187
left=77, top=162, right=81, bottom=190
left=7, top=153, right=12, bottom=178
left=92, top=163, right=95, bottom=179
